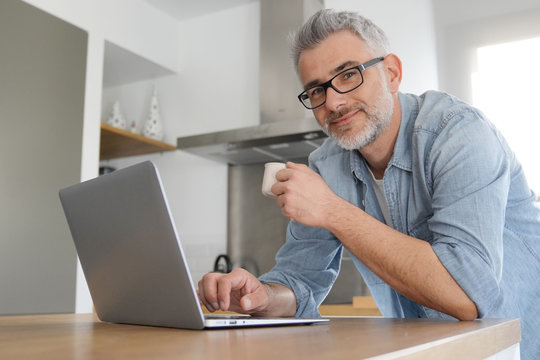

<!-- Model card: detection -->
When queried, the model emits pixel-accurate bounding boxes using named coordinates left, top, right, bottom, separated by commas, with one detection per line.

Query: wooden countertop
left=0, top=313, right=520, bottom=359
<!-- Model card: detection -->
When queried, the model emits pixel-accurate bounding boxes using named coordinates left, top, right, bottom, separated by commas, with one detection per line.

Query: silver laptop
left=59, top=161, right=328, bottom=329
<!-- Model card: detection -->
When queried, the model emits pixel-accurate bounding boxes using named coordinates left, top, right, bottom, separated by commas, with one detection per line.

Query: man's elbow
left=454, top=300, right=479, bottom=321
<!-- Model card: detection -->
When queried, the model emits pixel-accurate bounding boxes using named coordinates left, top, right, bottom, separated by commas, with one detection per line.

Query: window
left=471, top=37, right=540, bottom=195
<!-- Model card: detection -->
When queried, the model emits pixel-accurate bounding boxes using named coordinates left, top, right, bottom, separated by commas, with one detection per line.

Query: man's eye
left=342, top=70, right=359, bottom=81
left=308, top=87, right=324, bottom=98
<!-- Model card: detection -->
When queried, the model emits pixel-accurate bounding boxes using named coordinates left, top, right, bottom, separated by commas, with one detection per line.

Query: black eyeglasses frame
left=297, top=56, right=385, bottom=110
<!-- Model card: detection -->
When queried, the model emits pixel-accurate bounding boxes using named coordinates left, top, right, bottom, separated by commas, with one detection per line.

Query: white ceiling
left=143, top=0, right=257, bottom=20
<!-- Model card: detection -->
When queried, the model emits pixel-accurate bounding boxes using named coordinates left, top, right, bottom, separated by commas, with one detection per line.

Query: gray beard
left=322, top=83, right=394, bottom=151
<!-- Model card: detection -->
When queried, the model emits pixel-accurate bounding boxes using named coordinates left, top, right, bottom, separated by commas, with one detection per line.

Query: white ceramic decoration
left=143, top=88, right=164, bottom=141
left=129, top=120, right=138, bottom=134
left=106, top=100, right=127, bottom=130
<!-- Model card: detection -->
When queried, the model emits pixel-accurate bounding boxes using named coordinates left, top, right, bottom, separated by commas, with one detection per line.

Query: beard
left=322, top=76, right=394, bottom=150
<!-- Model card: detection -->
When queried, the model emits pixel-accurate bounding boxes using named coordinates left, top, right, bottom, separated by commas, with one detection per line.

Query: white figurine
left=106, top=100, right=127, bottom=130
left=143, top=88, right=164, bottom=141
left=130, top=120, right=138, bottom=134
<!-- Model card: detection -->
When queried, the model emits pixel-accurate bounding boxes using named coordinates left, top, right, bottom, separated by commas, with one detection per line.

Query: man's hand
left=197, top=268, right=297, bottom=316
left=272, top=162, right=341, bottom=227
left=198, top=268, right=269, bottom=313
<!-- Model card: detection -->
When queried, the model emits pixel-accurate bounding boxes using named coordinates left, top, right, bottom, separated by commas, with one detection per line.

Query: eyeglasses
left=297, top=57, right=385, bottom=110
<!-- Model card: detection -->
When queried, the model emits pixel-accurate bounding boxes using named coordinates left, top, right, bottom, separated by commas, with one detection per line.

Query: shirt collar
left=389, top=92, right=416, bottom=173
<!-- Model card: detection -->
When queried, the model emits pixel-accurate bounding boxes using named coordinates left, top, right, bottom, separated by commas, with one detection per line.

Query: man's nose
left=324, top=86, right=347, bottom=112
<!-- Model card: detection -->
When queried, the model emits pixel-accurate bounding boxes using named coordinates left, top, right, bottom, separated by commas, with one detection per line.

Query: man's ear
left=383, top=53, right=402, bottom=93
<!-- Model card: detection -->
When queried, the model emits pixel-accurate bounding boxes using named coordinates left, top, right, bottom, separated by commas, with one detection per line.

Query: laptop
left=59, top=161, right=328, bottom=329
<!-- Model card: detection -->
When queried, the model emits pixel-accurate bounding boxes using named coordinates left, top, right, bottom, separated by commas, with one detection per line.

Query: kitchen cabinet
left=0, top=0, right=85, bottom=315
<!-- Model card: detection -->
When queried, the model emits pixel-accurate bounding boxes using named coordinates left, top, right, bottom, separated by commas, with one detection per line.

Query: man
left=198, top=9, right=539, bottom=358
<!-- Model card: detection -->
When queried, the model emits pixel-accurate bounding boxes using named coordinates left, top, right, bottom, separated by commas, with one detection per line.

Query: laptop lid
left=59, top=161, right=327, bottom=329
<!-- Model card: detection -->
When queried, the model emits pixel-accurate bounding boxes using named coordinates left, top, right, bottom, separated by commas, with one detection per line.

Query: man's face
left=297, top=30, right=394, bottom=150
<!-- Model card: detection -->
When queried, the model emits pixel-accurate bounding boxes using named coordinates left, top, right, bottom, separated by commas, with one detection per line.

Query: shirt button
left=362, top=200, right=365, bottom=206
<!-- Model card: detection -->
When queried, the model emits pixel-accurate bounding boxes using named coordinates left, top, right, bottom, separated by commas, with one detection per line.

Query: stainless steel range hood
left=177, top=0, right=326, bottom=165
left=176, top=118, right=326, bottom=165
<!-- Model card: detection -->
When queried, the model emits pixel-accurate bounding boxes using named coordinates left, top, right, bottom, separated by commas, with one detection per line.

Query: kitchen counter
left=0, top=313, right=520, bottom=359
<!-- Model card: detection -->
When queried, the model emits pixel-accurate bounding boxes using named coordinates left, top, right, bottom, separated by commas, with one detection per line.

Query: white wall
left=432, top=0, right=540, bottom=102
left=432, top=0, right=540, bottom=27
left=102, top=2, right=261, bottom=291
left=101, top=2, right=260, bottom=142
left=23, top=0, right=179, bottom=72
left=325, top=0, right=439, bottom=93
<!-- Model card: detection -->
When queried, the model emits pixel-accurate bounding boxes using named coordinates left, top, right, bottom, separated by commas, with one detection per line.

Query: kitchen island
left=0, top=313, right=519, bottom=359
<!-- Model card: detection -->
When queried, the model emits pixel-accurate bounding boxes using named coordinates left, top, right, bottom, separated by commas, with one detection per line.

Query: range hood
left=177, top=0, right=327, bottom=165
left=176, top=118, right=326, bottom=165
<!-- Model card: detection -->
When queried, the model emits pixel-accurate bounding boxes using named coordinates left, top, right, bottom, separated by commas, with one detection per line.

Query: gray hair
left=291, top=9, right=391, bottom=72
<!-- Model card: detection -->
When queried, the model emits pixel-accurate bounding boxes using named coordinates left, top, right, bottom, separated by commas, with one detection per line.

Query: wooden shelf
left=100, top=122, right=176, bottom=160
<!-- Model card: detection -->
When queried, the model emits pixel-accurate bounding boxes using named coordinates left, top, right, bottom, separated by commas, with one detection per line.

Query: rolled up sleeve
left=258, top=221, right=342, bottom=318
left=427, top=111, right=511, bottom=317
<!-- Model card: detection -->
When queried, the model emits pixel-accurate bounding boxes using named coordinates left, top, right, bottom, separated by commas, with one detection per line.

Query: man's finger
left=215, top=269, right=253, bottom=310
left=199, top=273, right=220, bottom=311
left=286, top=161, right=310, bottom=172
left=216, top=276, right=233, bottom=310
left=197, top=288, right=213, bottom=312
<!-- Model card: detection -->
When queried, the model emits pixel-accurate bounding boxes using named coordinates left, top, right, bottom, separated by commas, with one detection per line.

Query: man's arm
left=326, top=199, right=478, bottom=320
left=273, top=162, right=478, bottom=321
left=198, top=268, right=297, bottom=316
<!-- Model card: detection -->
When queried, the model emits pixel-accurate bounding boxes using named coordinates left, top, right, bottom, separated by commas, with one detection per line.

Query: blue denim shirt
left=259, top=91, right=540, bottom=358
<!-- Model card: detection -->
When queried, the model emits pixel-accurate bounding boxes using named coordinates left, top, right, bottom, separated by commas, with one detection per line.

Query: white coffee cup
left=261, top=162, right=286, bottom=198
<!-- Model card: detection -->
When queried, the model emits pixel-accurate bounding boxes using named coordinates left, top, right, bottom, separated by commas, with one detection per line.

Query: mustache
left=325, top=102, right=370, bottom=126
